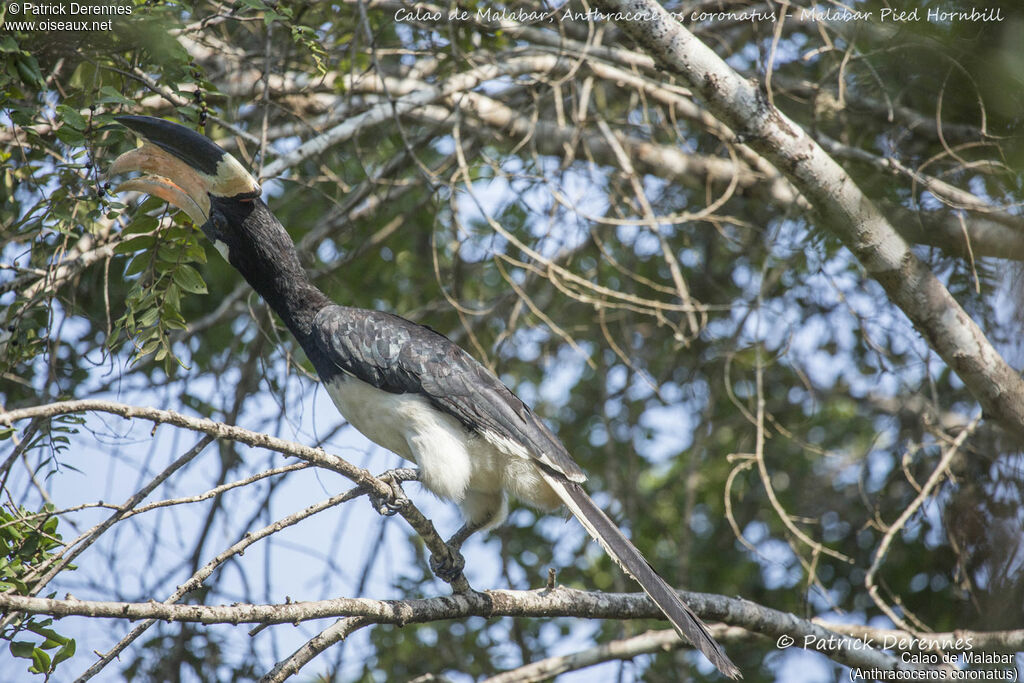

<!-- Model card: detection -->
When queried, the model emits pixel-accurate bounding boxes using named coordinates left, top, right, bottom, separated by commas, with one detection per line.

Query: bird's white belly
left=324, top=375, right=422, bottom=460
left=323, top=376, right=498, bottom=510
left=323, top=374, right=561, bottom=525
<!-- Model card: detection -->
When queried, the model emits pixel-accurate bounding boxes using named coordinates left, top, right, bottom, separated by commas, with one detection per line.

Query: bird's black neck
left=210, top=197, right=332, bottom=345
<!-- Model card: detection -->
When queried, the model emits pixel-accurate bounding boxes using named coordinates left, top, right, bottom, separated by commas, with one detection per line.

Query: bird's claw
left=368, top=474, right=410, bottom=517
left=429, top=544, right=466, bottom=583
left=370, top=494, right=407, bottom=516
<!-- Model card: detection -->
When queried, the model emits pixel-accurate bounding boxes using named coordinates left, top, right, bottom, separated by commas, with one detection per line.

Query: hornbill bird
left=109, top=115, right=740, bottom=679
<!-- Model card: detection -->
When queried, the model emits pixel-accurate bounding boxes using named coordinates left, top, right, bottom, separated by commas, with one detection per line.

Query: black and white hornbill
left=109, top=115, right=739, bottom=679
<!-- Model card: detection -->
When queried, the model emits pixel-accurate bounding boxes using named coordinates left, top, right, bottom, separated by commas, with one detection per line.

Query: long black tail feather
left=540, top=471, right=741, bottom=679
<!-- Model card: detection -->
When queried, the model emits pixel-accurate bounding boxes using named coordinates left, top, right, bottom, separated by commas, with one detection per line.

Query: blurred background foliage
left=1, top=0, right=1023, bottom=680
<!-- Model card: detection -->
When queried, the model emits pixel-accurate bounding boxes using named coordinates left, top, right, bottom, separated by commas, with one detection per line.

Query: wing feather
left=309, top=306, right=584, bottom=481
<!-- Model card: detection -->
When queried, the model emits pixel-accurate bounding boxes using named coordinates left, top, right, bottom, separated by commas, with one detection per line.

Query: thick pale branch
left=595, top=0, right=1024, bottom=440
left=361, top=63, right=1024, bottom=261
left=0, top=585, right=729, bottom=626
left=3, top=588, right=1004, bottom=676
left=76, top=481, right=367, bottom=681
left=259, top=55, right=563, bottom=179
left=1, top=400, right=366, bottom=479
left=0, top=400, right=469, bottom=592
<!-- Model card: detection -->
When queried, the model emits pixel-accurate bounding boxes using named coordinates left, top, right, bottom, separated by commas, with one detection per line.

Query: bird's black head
left=111, top=115, right=328, bottom=337
left=109, top=115, right=264, bottom=263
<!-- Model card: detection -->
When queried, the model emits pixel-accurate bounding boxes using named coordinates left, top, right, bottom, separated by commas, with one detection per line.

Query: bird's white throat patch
left=212, top=239, right=230, bottom=262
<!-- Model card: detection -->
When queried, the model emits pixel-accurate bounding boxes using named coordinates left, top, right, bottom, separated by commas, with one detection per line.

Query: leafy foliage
left=0, top=502, right=75, bottom=678
left=111, top=208, right=209, bottom=368
left=1, top=0, right=1023, bottom=680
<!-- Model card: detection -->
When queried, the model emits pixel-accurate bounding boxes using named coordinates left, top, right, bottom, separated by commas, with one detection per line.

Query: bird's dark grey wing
left=309, top=305, right=585, bottom=482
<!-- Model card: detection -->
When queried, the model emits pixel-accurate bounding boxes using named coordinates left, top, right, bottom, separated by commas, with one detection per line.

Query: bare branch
left=262, top=616, right=373, bottom=683
left=594, top=0, right=1024, bottom=439
left=0, top=400, right=469, bottom=592
left=3, top=587, right=1002, bottom=676
left=865, top=414, right=983, bottom=630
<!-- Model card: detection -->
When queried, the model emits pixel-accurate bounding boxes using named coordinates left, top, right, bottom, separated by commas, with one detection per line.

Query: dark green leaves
left=0, top=507, right=76, bottom=678
left=111, top=221, right=209, bottom=368
left=173, top=264, right=208, bottom=295
left=9, top=626, right=75, bottom=676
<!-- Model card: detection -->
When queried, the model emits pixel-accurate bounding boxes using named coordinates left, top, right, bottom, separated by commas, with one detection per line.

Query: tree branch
left=5, top=588, right=1012, bottom=676
left=594, top=0, right=1024, bottom=440
left=0, top=399, right=470, bottom=592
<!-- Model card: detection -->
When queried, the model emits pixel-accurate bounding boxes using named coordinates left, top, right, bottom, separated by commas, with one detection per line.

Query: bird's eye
left=211, top=211, right=228, bottom=232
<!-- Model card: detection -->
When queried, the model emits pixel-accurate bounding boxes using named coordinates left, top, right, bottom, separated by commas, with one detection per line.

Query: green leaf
left=162, top=225, right=191, bottom=241
left=165, top=283, right=181, bottom=310
left=53, top=639, right=75, bottom=666
left=56, top=105, right=87, bottom=131
left=137, top=308, right=160, bottom=328
left=14, top=54, right=45, bottom=89
left=9, top=641, right=35, bottom=659
left=124, top=215, right=160, bottom=235
left=27, top=624, right=69, bottom=648
left=184, top=241, right=207, bottom=263
left=97, top=85, right=133, bottom=104
left=157, top=244, right=182, bottom=265
left=137, top=338, right=161, bottom=357
left=20, top=534, right=39, bottom=556
left=172, top=264, right=208, bottom=294
left=54, top=126, right=85, bottom=146
left=114, top=234, right=156, bottom=255
left=124, top=253, right=152, bottom=277
left=30, top=646, right=51, bottom=673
